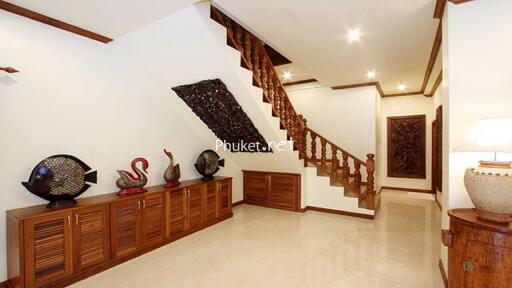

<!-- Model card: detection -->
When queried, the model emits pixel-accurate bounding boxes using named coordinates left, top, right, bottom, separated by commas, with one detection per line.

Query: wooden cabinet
left=111, top=192, right=166, bottom=258
left=167, top=189, right=187, bottom=238
left=442, top=209, right=512, bottom=288
left=24, top=212, right=74, bottom=288
left=7, top=177, right=232, bottom=288
left=111, top=198, right=141, bottom=258
left=243, top=170, right=300, bottom=211
left=141, top=193, right=165, bottom=248
left=186, top=185, right=204, bottom=230
left=73, top=205, right=110, bottom=272
left=218, top=179, right=232, bottom=217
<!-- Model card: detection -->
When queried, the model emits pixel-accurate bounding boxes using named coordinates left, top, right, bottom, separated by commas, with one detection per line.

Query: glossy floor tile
left=71, top=190, right=444, bottom=288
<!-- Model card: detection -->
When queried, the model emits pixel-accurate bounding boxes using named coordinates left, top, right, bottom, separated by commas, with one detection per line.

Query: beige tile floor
left=71, top=190, right=444, bottom=288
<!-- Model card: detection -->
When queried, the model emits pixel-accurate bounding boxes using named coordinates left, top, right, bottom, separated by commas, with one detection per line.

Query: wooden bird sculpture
left=163, top=149, right=181, bottom=188
left=116, top=157, right=149, bottom=195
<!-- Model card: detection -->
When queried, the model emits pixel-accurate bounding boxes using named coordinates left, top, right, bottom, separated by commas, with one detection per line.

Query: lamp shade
left=457, top=118, right=512, bottom=152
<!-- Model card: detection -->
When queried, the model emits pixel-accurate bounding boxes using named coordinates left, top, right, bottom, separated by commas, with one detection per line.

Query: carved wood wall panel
left=172, top=79, right=269, bottom=152
left=387, top=115, right=426, bottom=178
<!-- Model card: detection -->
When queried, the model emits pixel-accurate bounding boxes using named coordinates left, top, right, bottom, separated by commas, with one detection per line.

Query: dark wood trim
left=381, top=186, right=434, bottom=194
left=435, top=194, right=442, bottom=210
left=375, top=82, right=385, bottom=97
left=332, top=82, right=378, bottom=90
left=0, top=0, right=112, bottom=43
left=0, top=67, right=19, bottom=73
left=434, top=0, right=447, bottom=19
left=232, top=200, right=245, bottom=207
left=421, top=23, right=442, bottom=93
left=439, top=259, right=448, bottom=288
left=242, top=169, right=301, bottom=176
left=449, top=0, right=474, bottom=3
left=283, top=79, right=317, bottom=86
left=303, top=206, right=374, bottom=220
left=383, top=91, right=424, bottom=97
left=0, top=281, right=8, bottom=288
left=425, top=70, right=442, bottom=97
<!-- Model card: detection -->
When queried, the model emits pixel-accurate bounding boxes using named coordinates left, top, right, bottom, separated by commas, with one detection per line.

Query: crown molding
left=425, top=71, right=442, bottom=97
left=283, top=79, right=317, bottom=86
left=0, top=0, right=112, bottom=43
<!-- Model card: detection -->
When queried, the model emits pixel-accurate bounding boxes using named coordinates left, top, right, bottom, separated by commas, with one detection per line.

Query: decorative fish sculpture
left=195, top=149, right=225, bottom=180
left=22, top=154, right=97, bottom=208
left=163, top=149, right=181, bottom=188
left=116, top=157, right=149, bottom=195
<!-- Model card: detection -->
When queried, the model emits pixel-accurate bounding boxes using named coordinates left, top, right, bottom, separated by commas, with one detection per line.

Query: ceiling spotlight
left=347, top=29, right=361, bottom=43
left=282, top=71, right=293, bottom=81
left=398, top=84, right=406, bottom=92
left=366, top=70, right=376, bottom=79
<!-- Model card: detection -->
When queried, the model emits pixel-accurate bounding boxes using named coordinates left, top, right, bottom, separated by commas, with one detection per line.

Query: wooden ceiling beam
left=425, top=71, right=443, bottom=97
left=283, top=79, right=317, bottom=86
left=0, top=0, right=112, bottom=43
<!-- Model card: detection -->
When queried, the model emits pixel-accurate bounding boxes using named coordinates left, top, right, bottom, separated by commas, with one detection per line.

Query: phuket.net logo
left=215, top=140, right=293, bottom=152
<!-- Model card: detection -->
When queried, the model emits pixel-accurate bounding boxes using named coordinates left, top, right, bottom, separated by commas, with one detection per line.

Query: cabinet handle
left=143, top=199, right=146, bottom=209
left=67, top=215, right=71, bottom=227
left=138, top=200, right=141, bottom=210
left=75, top=214, right=79, bottom=225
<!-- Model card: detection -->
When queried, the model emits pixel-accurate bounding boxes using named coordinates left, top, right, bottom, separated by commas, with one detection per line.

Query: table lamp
left=462, top=118, right=512, bottom=223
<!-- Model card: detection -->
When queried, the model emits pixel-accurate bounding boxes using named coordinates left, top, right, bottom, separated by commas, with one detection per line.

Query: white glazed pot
left=464, top=167, right=512, bottom=223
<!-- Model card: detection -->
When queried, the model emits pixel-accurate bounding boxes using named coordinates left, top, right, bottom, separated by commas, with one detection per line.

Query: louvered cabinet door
left=141, top=193, right=165, bottom=248
left=268, top=174, right=298, bottom=211
left=167, top=190, right=187, bottom=238
left=24, top=212, right=73, bottom=287
left=73, top=205, right=110, bottom=272
left=187, top=185, right=204, bottom=230
left=204, top=182, right=218, bottom=222
left=111, top=198, right=141, bottom=258
left=217, top=179, right=232, bottom=217
left=243, top=172, right=268, bottom=206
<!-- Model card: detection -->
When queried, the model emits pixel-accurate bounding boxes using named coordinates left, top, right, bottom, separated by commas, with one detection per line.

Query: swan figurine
left=116, top=157, right=149, bottom=195
left=163, top=149, right=181, bottom=188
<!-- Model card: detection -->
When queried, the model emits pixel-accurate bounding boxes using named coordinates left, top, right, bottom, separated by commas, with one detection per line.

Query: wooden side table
left=442, top=208, right=512, bottom=288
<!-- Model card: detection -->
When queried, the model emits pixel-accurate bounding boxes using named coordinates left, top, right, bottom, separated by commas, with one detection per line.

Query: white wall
left=286, top=83, right=378, bottom=161
left=0, top=4, right=251, bottom=282
left=378, top=95, right=434, bottom=190
left=440, top=0, right=512, bottom=271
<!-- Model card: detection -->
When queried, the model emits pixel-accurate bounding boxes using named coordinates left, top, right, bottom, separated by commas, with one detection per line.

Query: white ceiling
left=213, top=0, right=440, bottom=94
left=5, top=0, right=197, bottom=38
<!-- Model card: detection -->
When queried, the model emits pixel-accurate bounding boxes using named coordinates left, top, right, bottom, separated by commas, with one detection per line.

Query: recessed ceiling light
left=282, top=71, right=293, bottom=81
left=366, top=70, right=376, bottom=79
left=347, top=29, right=361, bottom=43
left=398, top=84, right=406, bottom=92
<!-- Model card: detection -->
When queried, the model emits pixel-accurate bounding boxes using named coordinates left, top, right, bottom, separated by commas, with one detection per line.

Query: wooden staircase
left=211, top=5, right=377, bottom=210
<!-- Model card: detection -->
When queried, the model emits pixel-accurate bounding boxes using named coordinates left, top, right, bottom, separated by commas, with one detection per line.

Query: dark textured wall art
left=387, top=115, right=426, bottom=179
left=172, top=79, right=270, bottom=153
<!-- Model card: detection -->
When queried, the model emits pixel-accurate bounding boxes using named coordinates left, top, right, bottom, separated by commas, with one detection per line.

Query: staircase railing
left=211, top=5, right=376, bottom=209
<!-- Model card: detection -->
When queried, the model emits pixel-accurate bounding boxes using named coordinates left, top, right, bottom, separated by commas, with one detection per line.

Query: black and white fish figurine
left=22, top=154, right=97, bottom=208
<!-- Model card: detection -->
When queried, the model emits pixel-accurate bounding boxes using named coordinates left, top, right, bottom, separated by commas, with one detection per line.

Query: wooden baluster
left=235, top=24, right=243, bottom=49
left=225, top=19, right=233, bottom=40
left=261, top=57, right=268, bottom=98
left=311, top=132, right=317, bottom=162
left=354, top=161, right=362, bottom=192
left=320, top=139, right=327, bottom=169
left=253, top=43, right=261, bottom=84
left=365, top=153, right=376, bottom=209
left=244, top=32, right=252, bottom=69
left=331, top=146, right=338, bottom=177
left=298, top=116, right=307, bottom=159
left=342, top=152, right=350, bottom=185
